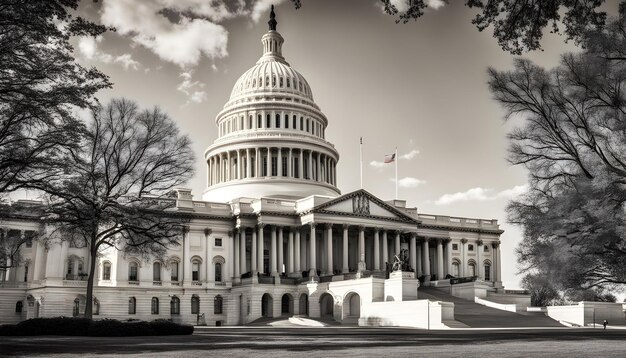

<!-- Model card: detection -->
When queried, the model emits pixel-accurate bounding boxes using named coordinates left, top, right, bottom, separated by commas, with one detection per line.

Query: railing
left=258, top=276, right=274, bottom=284
left=450, top=276, right=477, bottom=285
left=128, top=280, right=140, bottom=285
left=215, top=281, right=226, bottom=286
left=65, top=274, right=88, bottom=281
left=153, top=281, right=162, bottom=286
left=192, top=281, right=202, bottom=286
left=170, top=281, right=181, bottom=286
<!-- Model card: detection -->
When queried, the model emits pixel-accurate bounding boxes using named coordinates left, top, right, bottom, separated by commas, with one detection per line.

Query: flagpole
left=360, top=137, right=363, bottom=189
left=395, top=146, right=398, bottom=199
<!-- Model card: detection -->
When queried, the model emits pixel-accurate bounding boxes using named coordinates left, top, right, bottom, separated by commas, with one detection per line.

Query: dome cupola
left=202, top=7, right=340, bottom=203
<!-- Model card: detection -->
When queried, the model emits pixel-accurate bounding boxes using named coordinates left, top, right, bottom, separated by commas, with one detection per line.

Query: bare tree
left=42, top=98, right=195, bottom=318
left=488, top=11, right=626, bottom=291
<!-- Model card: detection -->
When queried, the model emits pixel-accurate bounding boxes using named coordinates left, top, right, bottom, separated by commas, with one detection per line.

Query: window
left=287, top=78, right=290, bottom=87
left=468, top=262, right=476, bottom=277
left=282, top=157, right=288, bottom=176
left=128, top=262, right=138, bottom=281
left=128, top=297, right=136, bottom=314
left=452, top=262, right=460, bottom=277
left=285, top=116, right=289, bottom=128
left=266, top=114, right=271, bottom=128
left=484, top=245, right=489, bottom=252
left=279, top=77, right=283, bottom=87
left=15, top=301, right=23, bottom=313
left=214, top=295, right=223, bottom=314
left=67, top=258, right=74, bottom=277
left=306, top=119, right=309, bottom=132
left=240, top=117, right=243, bottom=130
left=257, top=114, right=262, bottom=128
left=23, top=264, right=28, bottom=282
left=171, top=261, right=179, bottom=282
left=300, top=117, right=303, bottom=130
left=293, top=158, right=299, bottom=178
left=151, top=297, right=159, bottom=314
left=191, top=295, right=200, bottom=314
left=468, top=244, right=474, bottom=252
left=215, top=238, right=222, bottom=247
left=275, top=114, right=280, bottom=128
left=171, top=297, right=180, bottom=315
left=153, top=262, right=161, bottom=282
left=271, top=156, right=277, bottom=176
left=292, top=115, right=296, bottom=129
left=452, top=243, right=458, bottom=251
left=484, top=263, right=491, bottom=281
left=102, top=262, right=111, bottom=280
left=192, top=261, right=200, bottom=281
left=248, top=116, right=252, bottom=129
left=215, top=262, right=222, bottom=282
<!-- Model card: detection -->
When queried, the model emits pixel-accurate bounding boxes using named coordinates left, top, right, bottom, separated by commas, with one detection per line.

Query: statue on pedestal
left=392, top=249, right=410, bottom=272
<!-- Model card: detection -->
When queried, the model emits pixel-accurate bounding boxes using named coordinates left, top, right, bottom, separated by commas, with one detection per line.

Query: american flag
left=384, top=153, right=396, bottom=163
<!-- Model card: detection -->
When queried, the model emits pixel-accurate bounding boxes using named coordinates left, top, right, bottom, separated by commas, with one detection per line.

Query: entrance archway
left=298, top=293, right=309, bottom=316
left=319, top=293, right=334, bottom=319
left=281, top=294, right=293, bottom=316
left=261, top=293, right=273, bottom=318
left=342, top=292, right=361, bottom=321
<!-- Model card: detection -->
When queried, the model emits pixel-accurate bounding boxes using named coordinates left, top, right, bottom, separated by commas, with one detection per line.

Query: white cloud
left=251, top=0, right=288, bottom=22
left=77, top=35, right=140, bottom=71
left=177, top=71, right=207, bottom=104
left=391, top=177, right=426, bottom=188
left=435, top=184, right=528, bottom=205
left=400, top=149, right=420, bottom=160
left=379, top=0, right=446, bottom=13
left=426, top=0, right=446, bottom=10
left=100, top=0, right=229, bottom=67
left=370, top=160, right=388, bottom=168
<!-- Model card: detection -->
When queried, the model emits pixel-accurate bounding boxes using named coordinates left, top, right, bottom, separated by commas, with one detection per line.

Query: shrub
left=0, top=317, right=193, bottom=336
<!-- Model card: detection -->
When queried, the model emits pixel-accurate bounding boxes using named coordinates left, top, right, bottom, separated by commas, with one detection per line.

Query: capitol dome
left=202, top=6, right=340, bottom=203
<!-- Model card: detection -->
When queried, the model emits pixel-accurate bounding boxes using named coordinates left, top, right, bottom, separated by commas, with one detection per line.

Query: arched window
left=300, top=117, right=303, bottom=130
left=275, top=113, right=281, bottom=128
left=15, top=301, right=23, bottom=313
left=73, top=298, right=80, bottom=317
left=128, top=297, right=136, bottom=314
left=192, top=260, right=200, bottom=282
left=266, top=114, right=271, bottom=128
left=93, top=298, right=100, bottom=315
left=214, top=295, right=223, bottom=314
left=151, top=297, right=159, bottom=315
left=215, top=262, right=222, bottom=282
left=128, top=262, right=138, bottom=282
left=257, top=114, right=262, bottom=128
left=102, top=261, right=111, bottom=280
left=484, top=261, right=492, bottom=281
left=452, top=261, right=460, bottom=277
left=292, top=115, right=296, bottom=129
left=153, top=262, right=161, bottom=282
left=248, top=115, right=252, bottom=129
left=170, top=260, right=179, bottom=282
left=170, top=296, right=180, bottom=315
left=468, top=262, right=476, bottom=277
left=191, top=295, right=200, bottom=314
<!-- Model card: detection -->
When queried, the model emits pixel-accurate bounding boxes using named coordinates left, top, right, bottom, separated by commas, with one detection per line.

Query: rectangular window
left=285, top=117, right=289, bottom=128
left=292, top=115, right=296, bottom=129
left=306, top=120, right=309, bottom=132
left=263, top=158, right=268, bottom=176
left=103, top=265, right=111, bottom=280
left=282, top=157, right=288, bottom=176
left=129, top=265, right=138, bottom=281
left=271, top=157, right=277, bottom=176
left=484, top=245, right=489, bottom=252
left=275, top=114, right=280, bottom=128
left=215, top=263, right=222, bottom=282
left=300, top=117, right=303, bottom=130
left=293, top=158, right=299, bottom=178
left=257, top=115, right=262, bottom=128
left=266, top=114, right=271, bottom=128
left=485, top=265, right=491, bottom=281
left=215, top=238, right=222, bottom=247
left=468, top=244, right=474, bottom=251
left=452, top=243, right=458, bottom=251
left=192, top=262, right=199, bottom=281
left=23, top=265, right=28, bottom=282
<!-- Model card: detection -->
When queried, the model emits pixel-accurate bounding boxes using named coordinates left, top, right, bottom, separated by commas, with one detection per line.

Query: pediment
left=309, top=189, right=418, bottom=224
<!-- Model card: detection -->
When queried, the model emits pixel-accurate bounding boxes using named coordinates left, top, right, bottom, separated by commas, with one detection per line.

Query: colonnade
left=231, top=223, right=461, bottom=282
left=207, top=148, right=337, bottom=187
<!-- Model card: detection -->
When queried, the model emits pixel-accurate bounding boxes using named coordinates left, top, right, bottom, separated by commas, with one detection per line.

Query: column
left=325, top=223, right=333, bottom=275
left=316, top=153, right=321, bottom=181
left=258, top=225, right=265, bottom=274
left=288, top=148, right=293, bottom=178
left=299, top=150, right=304, bottom=179
left=288, top=228, right=294, bottom=274
left=239, top=228, right=246, bottom=276
left=417, top=243, right=422, bottom=276
left=494, top=242, right=501, bottom=282
left=226, top=151, right=231, bottom=181
left=373, top=228, right=380, bottom=271
left=382, top=230, right=388, bottom=269
left=58, top=241, right=69, bottom=278
left=266, top=147, right=271, bottom=177
left=278, top=227, right=284, bottom=275
left=183, top=227, right=191, bottom=284
left=342, top=224, right=349, bottom=273
left=358, top=225, right=365, bottom=263
left=395, top=231, right=401, bottom=256
left=294, top=228, right=301, bottom=273
left=308, top=151, right=313, bottom=179
left=234, top=229, right=240, bottom=280
left=437, top=239, right=444, bottom=281
left=309, top=222, right=317, bottom=277
left=270, top=226, right=278, bottom=277
left=246, top=148, right=251, bottom=178
left=461, top=238, right=467, bottom=277
left=255, top=148, right=261, bottom=178
left=237, top=149, right=241, bottom=179
left=251, top=229, right=257, bottom=274
left=410, top=233, right=417, bottom=273
left=476, top=239, right=483, bottom=279
left=277, top=148, right=283, bottom=177
left=422, top=238, right=431, bottom=281
left=446, top=239, right=453, bottom=277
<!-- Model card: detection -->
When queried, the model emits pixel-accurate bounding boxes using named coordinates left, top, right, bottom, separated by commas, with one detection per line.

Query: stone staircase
left=418, top=287, right=563, bottom=328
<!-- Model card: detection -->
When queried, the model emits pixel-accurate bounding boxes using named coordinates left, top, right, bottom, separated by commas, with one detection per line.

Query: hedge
left=0, top=317, right=194, bottom=336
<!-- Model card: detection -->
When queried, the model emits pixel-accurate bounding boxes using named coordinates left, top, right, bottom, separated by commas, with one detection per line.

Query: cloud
left=370, top=160, right=388, bottom=168
left=391, top=177, right=426, bottom=188
left=380, top=0, right=446, bottom=13
left=100, top=0, right=229, bottom=67
left=426, top=0, right=446, bottom=10
left=400, top=149, right=420, bottom=160
left=251, top=0, right=288, bottom=22
left=435, top=184, right=528, bottom=205
left=77, top=35, right=140, bottom=71
left=177, top=71, right=207, bottom=104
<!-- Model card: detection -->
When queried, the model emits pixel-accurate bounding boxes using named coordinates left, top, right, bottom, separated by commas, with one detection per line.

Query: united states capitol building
left=0, top=9, right=517, bottom=328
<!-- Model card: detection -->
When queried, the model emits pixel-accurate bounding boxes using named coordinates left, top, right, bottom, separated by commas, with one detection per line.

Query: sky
left=64, top=0, right=621, bottom=289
